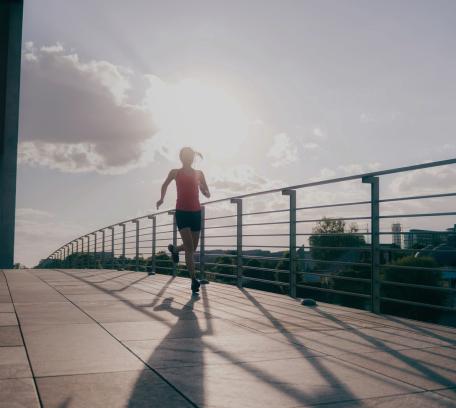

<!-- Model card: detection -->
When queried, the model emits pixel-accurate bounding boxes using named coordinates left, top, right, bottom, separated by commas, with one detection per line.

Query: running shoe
left=191, top=277, right=201, bottom=293
left=168, top=244, right=179, bottom=264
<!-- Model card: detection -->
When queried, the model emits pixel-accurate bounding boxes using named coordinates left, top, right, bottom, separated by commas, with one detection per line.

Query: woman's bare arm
left=199, top=171, right=211, bottom=198
left=156, top=169, right=177, bottom=209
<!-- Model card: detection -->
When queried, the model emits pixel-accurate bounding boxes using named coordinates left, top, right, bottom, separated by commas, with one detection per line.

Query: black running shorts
left=175, top=210, right=202, bottom=232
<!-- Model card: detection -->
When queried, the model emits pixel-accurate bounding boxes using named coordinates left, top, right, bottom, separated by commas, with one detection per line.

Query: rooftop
left=1, top=268, right=455, bottom=407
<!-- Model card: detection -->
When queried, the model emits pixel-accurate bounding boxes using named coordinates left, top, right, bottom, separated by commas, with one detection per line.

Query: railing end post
left=281, top=188, right=295, bottom=197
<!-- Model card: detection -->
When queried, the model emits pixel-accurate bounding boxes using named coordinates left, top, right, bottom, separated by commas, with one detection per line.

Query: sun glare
left=145, top=77, right=251, bottom=161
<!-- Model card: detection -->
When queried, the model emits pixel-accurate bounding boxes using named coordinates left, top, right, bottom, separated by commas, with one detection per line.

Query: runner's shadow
left=127, top=294, right=206, bottom=407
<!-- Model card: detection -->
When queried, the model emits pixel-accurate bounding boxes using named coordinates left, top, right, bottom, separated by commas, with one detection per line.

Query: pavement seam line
left=3, top=270, right=45, bottom=408
left=35, top=269, right=201, bottom=408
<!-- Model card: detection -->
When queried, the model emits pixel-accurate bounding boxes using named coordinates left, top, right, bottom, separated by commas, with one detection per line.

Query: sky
left=15, top=0, right=456, bottom=266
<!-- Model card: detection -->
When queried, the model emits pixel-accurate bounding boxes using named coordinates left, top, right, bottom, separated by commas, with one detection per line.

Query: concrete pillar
left=0, top=1, right=23, bottom=268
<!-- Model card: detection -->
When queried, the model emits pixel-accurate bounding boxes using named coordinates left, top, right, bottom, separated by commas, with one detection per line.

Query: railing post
left=168, top=211, right=177, bottom=276
left=71, top=242, right=75, bottom=268
left=87, top=235, right=91, bottom=268
left=147, top=215, right=156, bottom=275
left=231, top=198, right=243, bottom=288
left=282, top=189, right=297, bottom=298
left=101, top=229, right=105, bottom=268
left=108, top=226, right=115, bottom=269
left=93, top=232, right=98, bottom=268
left=76, top=239, right=80, bottom=269
left=363, top=176, right=380, bottom=314
left=92, top=233, right=97, bottom=268
left=119, top=223, right=126, bottom=269
left=199, top=206, right=208, bottom=284
left=81, top=238, right=84, bottom=266
left=133, top=220, right=140, bottom=271
left=86, top=236, right=89, bottom=256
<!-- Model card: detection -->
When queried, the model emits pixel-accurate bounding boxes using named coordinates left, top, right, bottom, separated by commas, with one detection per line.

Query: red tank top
left=175, top=168, right=201, bottom=211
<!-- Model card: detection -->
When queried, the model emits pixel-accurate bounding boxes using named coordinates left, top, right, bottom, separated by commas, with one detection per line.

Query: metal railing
left=44, top=158, right=456, bottom=320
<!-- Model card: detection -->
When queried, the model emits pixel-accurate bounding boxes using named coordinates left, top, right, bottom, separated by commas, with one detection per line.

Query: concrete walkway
left=1, top=269, right=455, bottom=407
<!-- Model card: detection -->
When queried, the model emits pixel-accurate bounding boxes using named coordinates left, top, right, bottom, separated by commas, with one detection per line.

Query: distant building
left=404, top=228, right=453, bottom=249
left=391, top=223, right=402, bottom=248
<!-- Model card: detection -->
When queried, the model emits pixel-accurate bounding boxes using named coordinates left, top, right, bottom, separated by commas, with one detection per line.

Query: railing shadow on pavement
left=44, top=269, right=422, bottom=406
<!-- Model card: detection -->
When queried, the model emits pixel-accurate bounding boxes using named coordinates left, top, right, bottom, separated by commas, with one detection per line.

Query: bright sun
left=145, top=77, right=251, bottom=161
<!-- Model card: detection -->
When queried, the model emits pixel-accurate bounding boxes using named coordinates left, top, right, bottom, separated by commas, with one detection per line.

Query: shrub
left=381, top=256, right=446, bottom=321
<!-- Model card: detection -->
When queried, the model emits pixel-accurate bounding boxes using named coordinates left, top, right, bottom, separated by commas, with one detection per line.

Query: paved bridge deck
left=0, top=268, right=455, bottom=407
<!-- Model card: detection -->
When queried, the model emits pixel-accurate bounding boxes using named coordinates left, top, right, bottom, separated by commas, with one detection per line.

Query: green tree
left=332, top=268, right=371, bottom=309
left=155, top=251, right=172, bottom=274
left=309, top=218, right=366, bottom=262
left=381, top=256, right=447, bottom=322
left=214, top=255, right=234, bottom=274
left=308, top=218, right=369, bottom=308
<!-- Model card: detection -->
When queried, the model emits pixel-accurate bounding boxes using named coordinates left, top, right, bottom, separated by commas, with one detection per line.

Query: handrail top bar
left=220, top=157, right=455, bottom=202
left=58, top=157, right=456, bottom=248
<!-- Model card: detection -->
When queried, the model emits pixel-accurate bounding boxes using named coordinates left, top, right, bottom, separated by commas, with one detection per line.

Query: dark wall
left=0, top=0, right=23, bottom=268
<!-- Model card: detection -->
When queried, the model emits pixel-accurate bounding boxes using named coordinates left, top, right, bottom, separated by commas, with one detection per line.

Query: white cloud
left=19, top=43, right=260, bottom=174
left=312, top=127, right=326, bottom=139
left=389, top=165, right=456, bottom=195
left=15, top=208, right=54, bottom=218
left=338, top=162, right=381, bottom=175
left=302, top=142, right=320, bottom=150
left=296, top=125, right=326, bottom=152
left=210, top=164, right=271, bottom=196
left=19, top=43, right=156, bottom=174
left=40, top=43, right=65, bottom=53
left=266, top=133, right=297, bottom=167
left=318, top=168, right=337, bottom=179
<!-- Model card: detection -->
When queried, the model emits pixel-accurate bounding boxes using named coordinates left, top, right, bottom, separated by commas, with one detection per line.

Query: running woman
left=156, top=147, right=210, bottom=293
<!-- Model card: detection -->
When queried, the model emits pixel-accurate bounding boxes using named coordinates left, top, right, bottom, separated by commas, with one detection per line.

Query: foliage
left=309, top=218, right=366, bottom=262
left=332, top=267, right=371, bottom=308
left=381, top=256, right=447, bottom=321
left=155, top=251, right=172, bottom=274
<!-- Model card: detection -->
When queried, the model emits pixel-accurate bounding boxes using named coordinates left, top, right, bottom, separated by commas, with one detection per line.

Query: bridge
left=3, top=159, right=456, bottom=407
left=1, top=2, right=455, bottom=406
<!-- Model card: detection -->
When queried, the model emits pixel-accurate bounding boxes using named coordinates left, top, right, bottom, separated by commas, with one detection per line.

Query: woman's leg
left=192, top=231, right=200, bottom=251
left=176, top=230, right=200, bottom=252
left=178, top=227, right=196, bottom=279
